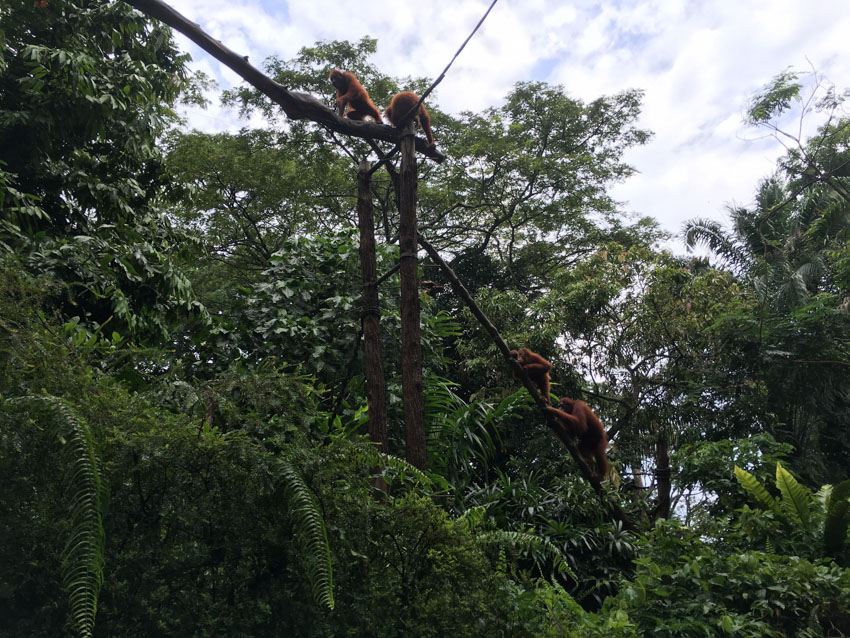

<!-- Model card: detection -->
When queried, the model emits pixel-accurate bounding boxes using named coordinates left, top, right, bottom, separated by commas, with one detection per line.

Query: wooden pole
left=398, top=125, right=426, bottom=469
left=357, top=161, right=388, bottom=454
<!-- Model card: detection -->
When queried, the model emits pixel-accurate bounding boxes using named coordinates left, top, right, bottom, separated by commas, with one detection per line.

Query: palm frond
left=5, top=395, right=106, bottom=638
left=457, top=505, right=488, bottom=530
left=682, top=217, right=749, bottom=271
left=775, top=270, right=810, bottom=309
left=355, top=450, right=434, bottom=486
left=424, top=377, right=511, bottom=478
left=276, top=460, right=334, bottom=610
left=795, top=258, right=825, bottom=283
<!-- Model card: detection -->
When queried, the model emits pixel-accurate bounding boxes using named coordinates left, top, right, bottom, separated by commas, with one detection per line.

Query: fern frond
left=734, top=465, right=779, bottom=513
left=815, top=484, right=833, bottom=509
left=277, top=460, right=334, bottom=610
left=826, top=479, right=850, bottom=514
left=480, top=529, right=578, bottom=584
left=776, top=463, right=812, bottom=530
left=6, top=395, right=106, bottom=638
left=356, top=450, right=433, bottom=486
left=457, top=505, right=488, bottom=531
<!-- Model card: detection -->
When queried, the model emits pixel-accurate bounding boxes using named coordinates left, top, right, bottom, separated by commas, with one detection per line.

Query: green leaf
left=775, top=463, right=811, bottom=529
left=479, top=529, right=578, bottom=584
left=5, top=396, right=107, bottom=638
left=746, top=69, right=801, bottom=124
left=734, top=465, right=779, bottom=513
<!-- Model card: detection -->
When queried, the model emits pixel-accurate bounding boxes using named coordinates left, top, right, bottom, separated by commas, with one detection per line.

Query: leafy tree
left=164, top=127, right=355, bottom=280
left=212, top=39, right=662, bottom=265
left=674, top=434, right=793, bottom=526
left=0, top=0, right=204, bottom=341
left=684, top=72, right=850, bottom=485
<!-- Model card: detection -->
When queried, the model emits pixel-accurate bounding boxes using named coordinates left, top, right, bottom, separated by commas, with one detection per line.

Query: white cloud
left=163, top=0, right=850, bottom=249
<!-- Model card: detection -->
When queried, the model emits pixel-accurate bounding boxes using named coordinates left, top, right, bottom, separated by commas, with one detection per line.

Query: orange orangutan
left=384, top=91, right=436, bottom=148
left=545, top=397, right=610, bottom=478
left=328, top=69, right=383, bottom=122
left=510, top=347, right=552, bottom=404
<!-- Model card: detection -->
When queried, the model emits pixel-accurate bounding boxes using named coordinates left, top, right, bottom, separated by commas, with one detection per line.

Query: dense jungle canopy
left=2, top=2, right=850, bottom=636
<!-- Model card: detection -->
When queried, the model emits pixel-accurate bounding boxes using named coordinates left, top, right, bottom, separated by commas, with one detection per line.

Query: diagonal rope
left=400, top=0, right=500, bottom=123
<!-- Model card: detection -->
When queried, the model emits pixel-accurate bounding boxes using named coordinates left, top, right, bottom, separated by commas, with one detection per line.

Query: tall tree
left=684, top=70, right=850, bottom=484
left=0, top=0, right=202, bottom=340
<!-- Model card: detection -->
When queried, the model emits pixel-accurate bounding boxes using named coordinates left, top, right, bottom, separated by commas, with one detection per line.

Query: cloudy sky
left=166, top=0, right=850, bottom=250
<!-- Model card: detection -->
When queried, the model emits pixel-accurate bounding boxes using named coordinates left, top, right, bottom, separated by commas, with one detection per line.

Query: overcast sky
left=167, top=0, right=850, bottom=250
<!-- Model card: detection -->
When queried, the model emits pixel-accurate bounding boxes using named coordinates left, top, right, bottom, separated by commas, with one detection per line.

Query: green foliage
left=365, top=451, right=434, bottom=487
left=735, top=462, right=850, bottom=563
left=423, top=378, right=531, bottom=486
left=824, top=480, right=850, bottom=563
left=277, top=459, right=334, bottom=609
left=219, top=38, right=661, bottom=276
left=1, top=395, right=107, bottom=638
left=478, top=529, right=578, bottom=584
left=463, top=463, right=639, bottom=609
left=775, top=463, right=812, bottom=528
left=164, top=128, right=348, bottom=276
left=212, top=232, right=370, bottom=376
left=6, top=5, right=850, bottom=630
left=0, top=0, right=205, bottom=340
left=675, top=434, right=792, bottom=521
left=609, top=520, right=850, bottom=637
left=323, top=493, right=523, bottom=637
left=746, top=69, right=801, bottom=124
left=687, top=72, right=850, bottom=486
left=735, top=465, right=780, bottom=513
left=223, top=37, right=397, bottom=122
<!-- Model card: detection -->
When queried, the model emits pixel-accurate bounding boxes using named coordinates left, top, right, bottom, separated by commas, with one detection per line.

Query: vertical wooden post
left=398, top=125, right=426, bottom=469
left=357, top=160, right=388, bottom=454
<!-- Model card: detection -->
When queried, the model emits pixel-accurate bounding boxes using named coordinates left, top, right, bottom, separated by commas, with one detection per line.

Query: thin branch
left=789, top=358, right=850, bottom=367
left=376, top=263, right=401, bottom=287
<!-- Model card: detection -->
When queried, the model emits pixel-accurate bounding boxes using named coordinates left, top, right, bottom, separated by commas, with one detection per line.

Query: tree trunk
left=653, top=423, right=672, bottom=520
left=398, top=126, right=426, bottom=469
left=357, top=160, right=388, bottom=455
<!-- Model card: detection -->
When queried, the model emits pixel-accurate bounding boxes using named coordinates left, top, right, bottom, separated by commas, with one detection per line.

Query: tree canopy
left=1, top=4, right=849, bottom=637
